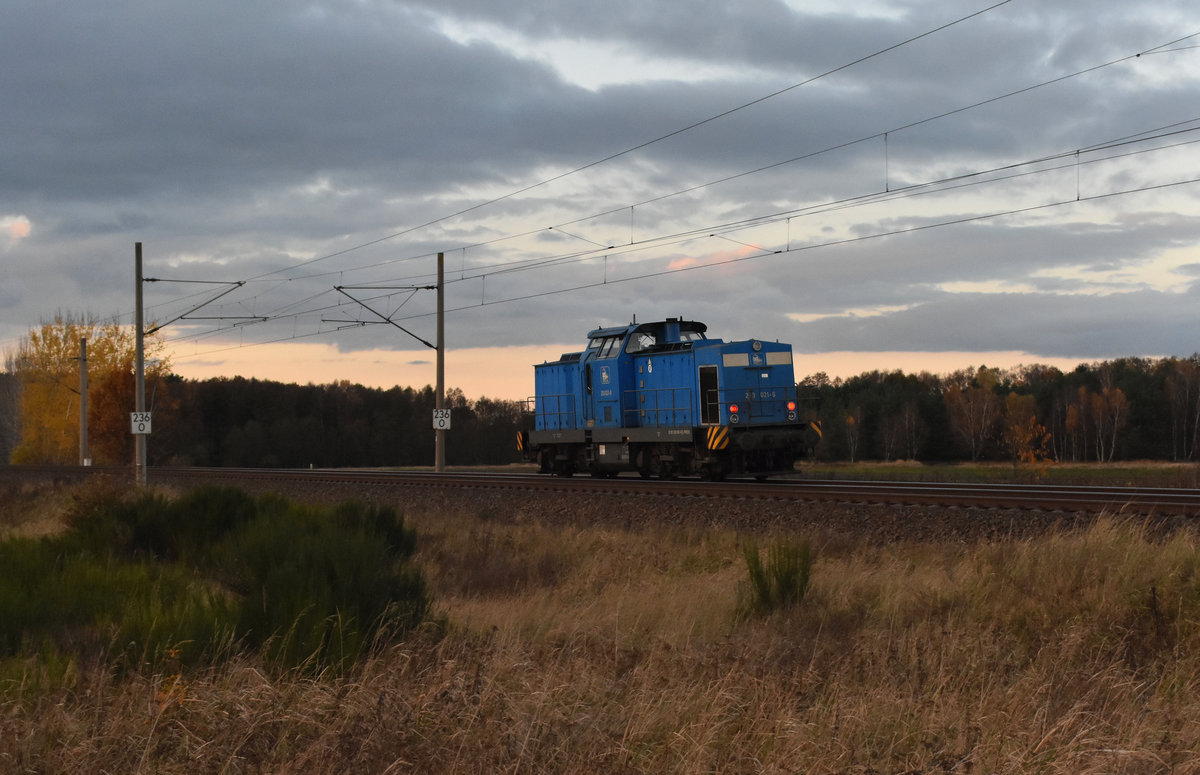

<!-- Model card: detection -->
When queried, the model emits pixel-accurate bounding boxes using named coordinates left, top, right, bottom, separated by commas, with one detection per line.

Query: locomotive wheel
left=635, top=448, right=653, bottom=478
left=555, top=447, right=576, bottom=477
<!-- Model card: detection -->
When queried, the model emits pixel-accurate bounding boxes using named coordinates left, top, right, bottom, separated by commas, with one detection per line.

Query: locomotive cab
left=522, top=318, right=820, bottom=479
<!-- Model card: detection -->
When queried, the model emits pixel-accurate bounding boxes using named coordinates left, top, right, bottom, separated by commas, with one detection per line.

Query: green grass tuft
left=741, top=537, right=812, bottom=616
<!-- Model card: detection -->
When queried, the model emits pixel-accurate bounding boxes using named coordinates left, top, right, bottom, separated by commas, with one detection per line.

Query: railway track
left=5, top=465, right=1199, bottom=516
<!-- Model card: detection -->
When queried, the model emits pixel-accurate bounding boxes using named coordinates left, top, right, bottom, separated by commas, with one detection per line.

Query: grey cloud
left=791, top=289, right=1200, bottom=358
left=2, top=0, right=1198, bottom=368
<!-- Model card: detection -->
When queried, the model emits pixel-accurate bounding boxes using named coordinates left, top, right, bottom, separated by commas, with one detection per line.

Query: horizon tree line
left=2, top=315, right=1198, bottom=467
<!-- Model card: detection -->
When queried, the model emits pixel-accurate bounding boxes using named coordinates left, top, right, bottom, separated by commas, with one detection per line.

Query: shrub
left=221, top=498, right=427, bottom=670
left=0, top=486, right=429, bottom=674
left=0, top=536, right=234, bottom=668
left=66, top=485, right=259, bottom=564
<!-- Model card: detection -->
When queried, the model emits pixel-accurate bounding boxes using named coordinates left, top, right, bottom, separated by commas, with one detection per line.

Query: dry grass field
left=3, top=477, right=1200, bottom=773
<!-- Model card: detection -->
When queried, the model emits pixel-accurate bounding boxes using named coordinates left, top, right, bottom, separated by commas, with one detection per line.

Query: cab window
left=626, top=332, right=656, bottom=353
left=599, top=336, right=621, bottom=358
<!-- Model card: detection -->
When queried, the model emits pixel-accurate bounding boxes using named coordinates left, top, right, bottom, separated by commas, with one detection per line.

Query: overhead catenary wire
left=377, top=175, right=1200, bottom=318
left=167, top=166, right=1200, bottom=358
left=3, top=19, right=1197, bottom=365
left=215, top=31, right=1200, bottom=300
left=235, top=0, right=1017, bottom=285
left=281, top=123, right=1200, bottom=295
left=162, top=124, right=1200, bottom=351
left=152, top=21, right=1200, bottom=358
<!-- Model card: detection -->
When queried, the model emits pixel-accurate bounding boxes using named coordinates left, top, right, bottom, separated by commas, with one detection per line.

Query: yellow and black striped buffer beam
left=810, top=420, right=822, bottom=440
left=516, top=431, right=526, bottom=451
left=707, top=426, right=730, bottom=451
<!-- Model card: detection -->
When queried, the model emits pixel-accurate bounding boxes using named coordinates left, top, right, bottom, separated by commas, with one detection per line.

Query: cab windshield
left=588, top=335, right=622, bottom=358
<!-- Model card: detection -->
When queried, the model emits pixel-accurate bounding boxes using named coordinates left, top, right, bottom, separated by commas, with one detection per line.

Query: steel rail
left=3, top=465, right=1198, bottom=515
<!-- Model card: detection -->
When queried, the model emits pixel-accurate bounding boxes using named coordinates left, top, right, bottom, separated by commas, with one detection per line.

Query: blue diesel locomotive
left=518, top=317, right=821, bottom=479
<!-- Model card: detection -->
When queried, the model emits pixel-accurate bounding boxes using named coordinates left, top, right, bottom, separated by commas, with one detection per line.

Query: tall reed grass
left=5, top=486, right=1200, bottom=773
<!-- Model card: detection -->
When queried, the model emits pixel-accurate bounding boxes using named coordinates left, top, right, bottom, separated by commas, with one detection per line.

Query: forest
left=1, top=317, right=1198, bottom=468
left=148, top=378, right=525, bottom=468
left=804, top=355, right=1200, bottom=464
left=0, top=373, right=523, bottom=468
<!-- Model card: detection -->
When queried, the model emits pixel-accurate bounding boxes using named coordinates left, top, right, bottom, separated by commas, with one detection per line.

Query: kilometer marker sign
left=130, top=411, right=152, bottom=435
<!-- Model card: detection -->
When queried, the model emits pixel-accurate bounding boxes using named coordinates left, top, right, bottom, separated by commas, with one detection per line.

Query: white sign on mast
left=130, top=411, right=153, bottom=435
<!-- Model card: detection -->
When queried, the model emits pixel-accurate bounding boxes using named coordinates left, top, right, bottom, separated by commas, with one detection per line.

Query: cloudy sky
left=3, top=0, right=1198, bottom=399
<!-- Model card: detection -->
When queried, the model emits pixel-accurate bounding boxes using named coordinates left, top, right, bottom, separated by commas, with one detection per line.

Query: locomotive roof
left=585, top=318, right=708, bottom=340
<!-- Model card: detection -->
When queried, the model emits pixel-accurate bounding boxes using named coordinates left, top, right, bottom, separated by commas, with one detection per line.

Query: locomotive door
left=583, top=365, right=595, bottom=425
left=699, top=365, right=720, bottom=424
left=586, top=361, right=619, bottom=427
left=594, top=362, right=619, bottom=426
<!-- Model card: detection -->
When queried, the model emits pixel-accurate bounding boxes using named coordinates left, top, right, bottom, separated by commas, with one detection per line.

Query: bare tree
left=943, top=368, right=1001, bottom=462
left=844, top=406, right=862, bottom=464
left=878, top=411, right=901, bottom=461
left=899, top=400, right=926, bottom=460
left=1090, top=387, right=1128, bottom=462
left=0, top=353, right=21, bottom=463
left=1167, top=357, right=1200, bottom=461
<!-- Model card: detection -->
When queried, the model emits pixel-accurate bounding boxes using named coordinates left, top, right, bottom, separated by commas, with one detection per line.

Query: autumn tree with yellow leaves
left=1003, top=391, right=1052, bottom=476
left=7, top=313, right=170, bottom=464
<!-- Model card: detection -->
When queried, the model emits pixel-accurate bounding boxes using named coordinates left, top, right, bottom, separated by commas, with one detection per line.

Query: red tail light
left=729, top=403, right=739, bottom=414
left=786, top=401, right=796, bottom=412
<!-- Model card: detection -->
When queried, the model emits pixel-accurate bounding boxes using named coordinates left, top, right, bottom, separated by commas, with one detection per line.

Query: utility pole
left=79, top=337, right=89, bottom=466
left=129, top=245, right=250, bottom=485
left=435, top=251, right=446, bottom=473
left=134, top=242, right=147, bottom=486
left=329, top=259, right=445, bottom=471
